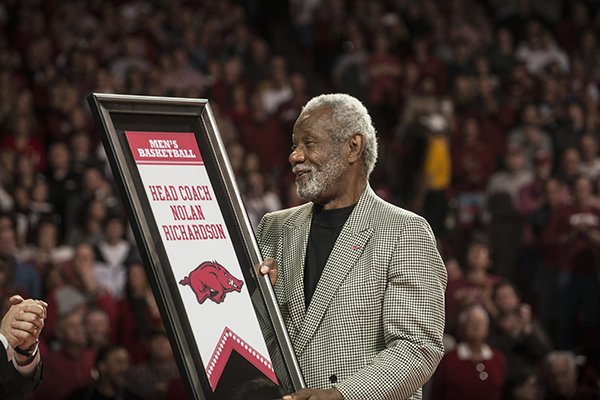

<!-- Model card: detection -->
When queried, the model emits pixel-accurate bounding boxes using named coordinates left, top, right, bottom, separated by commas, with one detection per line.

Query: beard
left=293, top=154, right=346, bottom=202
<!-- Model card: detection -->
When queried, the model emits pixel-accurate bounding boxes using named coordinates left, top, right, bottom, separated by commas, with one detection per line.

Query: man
left=126, top=331, right=179, bottom=400
left=0, top=294, right=47, bottom=399
left=68, top=345, right=142, bottom=400
left=257, top=94, right=447, bottom=400
left=34, top=307, right=96, bottom=400
left=543, top=175, right=600, bottom=349
left=542, top=351, right=600, bottom=399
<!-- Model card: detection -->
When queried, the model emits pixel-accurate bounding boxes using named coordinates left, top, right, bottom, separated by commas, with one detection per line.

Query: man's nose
left=289, top=147, right=304, bottom=165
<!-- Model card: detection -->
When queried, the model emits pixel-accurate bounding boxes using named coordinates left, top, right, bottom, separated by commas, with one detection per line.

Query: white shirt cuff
left=0, top=333, right=40, bottom=376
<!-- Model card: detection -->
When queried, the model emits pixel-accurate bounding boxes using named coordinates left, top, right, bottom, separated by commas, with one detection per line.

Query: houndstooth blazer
left=256, top=185, right=447, bottom=400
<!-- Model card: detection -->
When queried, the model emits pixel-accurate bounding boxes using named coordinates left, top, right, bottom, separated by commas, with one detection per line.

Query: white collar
left=457, top=342, right=493, bottom=361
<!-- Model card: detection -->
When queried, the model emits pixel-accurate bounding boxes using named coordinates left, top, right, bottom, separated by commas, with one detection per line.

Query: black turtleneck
left=304, top=203, right=356, bottom=307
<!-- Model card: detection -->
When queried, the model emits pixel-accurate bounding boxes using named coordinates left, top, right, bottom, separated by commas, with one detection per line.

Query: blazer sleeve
left=0, top=344, right=43, bottom=400
left=335, top=215, right=447, bottom=400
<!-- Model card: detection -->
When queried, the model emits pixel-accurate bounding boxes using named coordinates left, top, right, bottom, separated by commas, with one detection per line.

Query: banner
left=125, top=131, right=277, bottom=391
left=87, top=94, right=304, bottom=400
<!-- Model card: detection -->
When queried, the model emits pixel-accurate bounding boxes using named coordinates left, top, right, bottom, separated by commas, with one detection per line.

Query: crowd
left=0, top=0, right=599, bottom=398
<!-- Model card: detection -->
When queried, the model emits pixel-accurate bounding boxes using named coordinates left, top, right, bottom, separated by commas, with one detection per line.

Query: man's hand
left=283, top=388, right=343, bottom=400
left=0, top=295, right=47, bottom=350
left=257, top=258, right=278, bottom=286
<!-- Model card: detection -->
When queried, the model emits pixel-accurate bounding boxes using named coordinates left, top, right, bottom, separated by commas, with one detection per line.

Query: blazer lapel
left=282, top=204, right=312, bottom=338
left=293, top=186, right=376, bottom=357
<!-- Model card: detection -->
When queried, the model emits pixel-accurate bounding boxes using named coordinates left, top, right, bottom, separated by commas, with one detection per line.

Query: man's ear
left=347, top=133, right=364, bottom=164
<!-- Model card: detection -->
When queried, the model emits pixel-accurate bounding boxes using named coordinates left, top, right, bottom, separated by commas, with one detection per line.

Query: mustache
left=292, top=164, right=314, bottom=174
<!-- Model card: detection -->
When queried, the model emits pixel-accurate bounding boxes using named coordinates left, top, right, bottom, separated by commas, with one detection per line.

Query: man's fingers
left=8, top=295, right=24, bottom=305
left=260, top=264, right=271, bottom=274
left=18, top=303, right=47, bottom=319
left=10, top=320, right=41, bottom=336
left=283, top=389, right=311, bottom=400
left=14, top=310, right=44, bottom=328
left=257, top=258, right=278, bottom=286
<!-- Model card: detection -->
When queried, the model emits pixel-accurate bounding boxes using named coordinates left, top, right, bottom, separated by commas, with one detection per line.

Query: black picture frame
left=87, top=93, right=305, bottom=399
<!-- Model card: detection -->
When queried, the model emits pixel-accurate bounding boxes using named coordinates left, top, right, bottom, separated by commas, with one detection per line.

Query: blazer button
left=329, top=374, right=338, bottom=384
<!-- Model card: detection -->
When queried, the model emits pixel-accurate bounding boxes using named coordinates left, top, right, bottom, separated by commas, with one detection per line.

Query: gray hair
left=544, top=351, right=578, bottom=372
left=302, top=93, right=378, bottom=177
left=457, top=304, right=489, bottom=328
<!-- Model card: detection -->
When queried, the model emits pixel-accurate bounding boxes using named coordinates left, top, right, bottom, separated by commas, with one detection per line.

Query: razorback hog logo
left=179, top=260, right=244, bottom=304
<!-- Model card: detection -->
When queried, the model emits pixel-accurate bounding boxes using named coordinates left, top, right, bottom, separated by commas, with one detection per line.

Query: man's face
left=85, top=311, right=109, bottom=347
left=289, top=107, right=348, bottom=204
left=59, top=310, right=87, bottom=347
left=100, top=348, right=130, bottom=389
left=547, top=358, right=577, bottom=396
left=464, top=307, right=489, bottom=342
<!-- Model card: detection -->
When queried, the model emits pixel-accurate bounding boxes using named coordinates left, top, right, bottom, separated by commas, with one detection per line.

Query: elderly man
left=0, top=294, right=47, bottom=399
left=258, top=93, right=447, bottom=400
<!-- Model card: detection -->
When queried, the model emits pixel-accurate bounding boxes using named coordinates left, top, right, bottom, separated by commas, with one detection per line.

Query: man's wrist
left=14, top=341, right=39, bottom=366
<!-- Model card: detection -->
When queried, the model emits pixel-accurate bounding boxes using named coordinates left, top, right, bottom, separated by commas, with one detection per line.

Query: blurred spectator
left=45, top=141, right=80, bottom=227
left=416, top=113, right=452, bottom=238
left=543, top=176, right=600, bottom=349
left=64, top=165, right=118, bottom=234
left=450, top=116, right=496, bottom=230
left=235, top=92, right=288, bottom=174
left=260, top=55, right=293, bottom=115
left=35, top=307, right=96, bottom=400
left=20, top=218, right=73, bottom=279
left=126, top=331, right=179, bottom=400
left=68, top=345, right=141, bottom=400
left=502, top=365, right=541, bottom=400
left=542, top=351, right=600, bottom=400
left=491, top=27, right=518, bottom=81
left=488, top=280, right=553, bottom=369
left=431, top=304, right=507, bottom=400
left=85, top=306, right=112, bottom=351
left=244, top=171, right=282, bottom=229
left=508, top=104, right=553, bottom=170
left=0, top=225, right=41, bottom=299
left=0, top=115, right=45, bottom=172
left=551, top=102, right=587, bottom=163
left=331, top=32, right=368, bottom=99
left=366, top=33, right=404, bottom=135
left=93, top=215, right=139, bottom=299
left=66, top=198, right=108, bottom=246
left=579, top=134, right=600, bottom=181
left=534, top=178, right=572, bottom=339
left=486, top=144, right=533, bottom=280
left=556, top=147, right=582, bottom=190
left=116, top=262, right=163, bottom=364
left=516, top=151, right=566, bottom=296
left=277, top=72, right=310, bottom=135
left=515, top=21, right=569, bottom=77
left=445, top=235, right=500, bottom=335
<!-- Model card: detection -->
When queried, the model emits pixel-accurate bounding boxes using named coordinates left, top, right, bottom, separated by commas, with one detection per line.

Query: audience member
left=93, top=215, right=139, bottom=299
left=68, top=345, right=142, bottom=400
left=542, top=175, right=600, bottom=349
left=488, top=280, right=553, bottom=369
left=503, top=365, right=541, bottom=400
left=542, top=351, right=600, bottom=400
left=126, top=331, right=179, bottom=400
left=445, top=235, right=500, bottom=334
left=34, top=307, right=96, bottom=400
left=85, top=306, right=112, bottom=351
left=116, top=262, right=163, bottom=364
left=431, top=305, right=507, bottom=400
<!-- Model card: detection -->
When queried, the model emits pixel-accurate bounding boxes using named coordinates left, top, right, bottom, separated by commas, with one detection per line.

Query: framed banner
left=87, top=93, right=305, bottom=399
